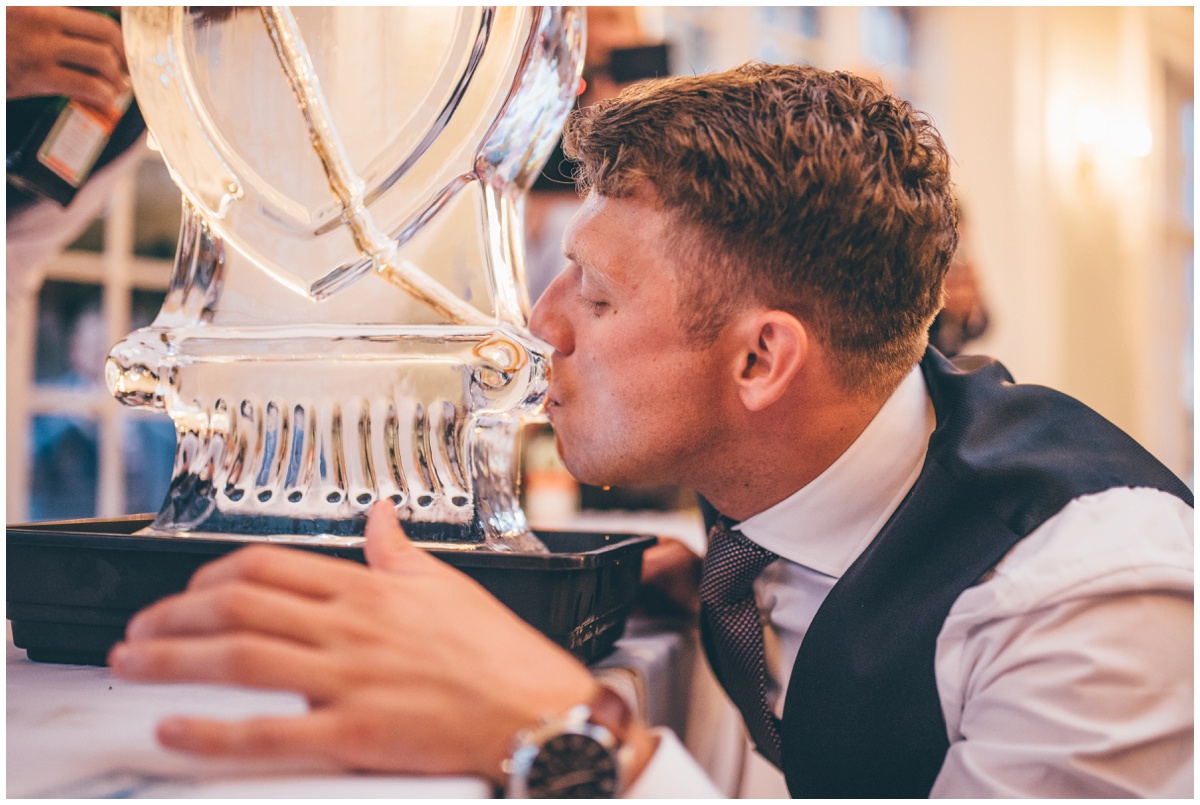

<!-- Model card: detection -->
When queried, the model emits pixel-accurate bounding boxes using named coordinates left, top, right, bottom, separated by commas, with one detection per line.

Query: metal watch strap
left=503, top=683, right=638, bottom=798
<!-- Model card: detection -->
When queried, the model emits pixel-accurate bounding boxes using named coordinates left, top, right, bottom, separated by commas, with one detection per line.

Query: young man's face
left=528, top=191, right=737, bottom=489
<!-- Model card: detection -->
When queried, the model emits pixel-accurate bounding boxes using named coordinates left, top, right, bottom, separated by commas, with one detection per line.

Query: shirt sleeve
left=931, top=487, right=1194, bottom=798
left=622, top=728, right=725, bottom=799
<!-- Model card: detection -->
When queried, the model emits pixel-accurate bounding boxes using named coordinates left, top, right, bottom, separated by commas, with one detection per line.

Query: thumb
left=363, top=500, right=423, bottom=573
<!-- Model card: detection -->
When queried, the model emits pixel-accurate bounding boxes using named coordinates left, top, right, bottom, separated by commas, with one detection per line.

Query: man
left=109, top=64, right=1193, bottom=797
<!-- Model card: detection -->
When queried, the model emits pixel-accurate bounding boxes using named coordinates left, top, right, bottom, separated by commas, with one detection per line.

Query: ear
left=731, top=311, right=808, bottom=412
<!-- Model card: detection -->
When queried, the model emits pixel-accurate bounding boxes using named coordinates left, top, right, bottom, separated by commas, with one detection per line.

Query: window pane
left=66, top=216, right=105, bottom=253
left=34, top=280, right=105, bottom=386
left=798, top=7, right=820, bottom=39
left=861, top=7, right=912, bottom=69
left=29, top=414, right=99, bottom=521
left=132, top=157, right=182, bottom=259
left=123, top=417, right=177, bottom=515
left=756, top=7, right=820, bottom=39
left=664, top=9, right=714, bottom=74
left=131, top=288, right=168, bottom=330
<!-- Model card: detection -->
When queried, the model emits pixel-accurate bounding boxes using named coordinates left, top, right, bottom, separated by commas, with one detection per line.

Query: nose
left=529, top=269, right=574, bottom=356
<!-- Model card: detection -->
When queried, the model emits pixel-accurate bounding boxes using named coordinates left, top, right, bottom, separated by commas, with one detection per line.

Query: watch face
left=526, top=732, right=619, bottom=798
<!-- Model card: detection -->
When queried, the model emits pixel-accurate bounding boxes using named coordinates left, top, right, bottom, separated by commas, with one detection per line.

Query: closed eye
left=581, top=298, right=610, bottom=316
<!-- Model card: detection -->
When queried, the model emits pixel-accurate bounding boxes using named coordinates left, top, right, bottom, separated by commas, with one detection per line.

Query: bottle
left=6, top=8, right=141, bottom=208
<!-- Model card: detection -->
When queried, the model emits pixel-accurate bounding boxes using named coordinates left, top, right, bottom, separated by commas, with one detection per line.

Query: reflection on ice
left=106, top=7, right=585, bottom=550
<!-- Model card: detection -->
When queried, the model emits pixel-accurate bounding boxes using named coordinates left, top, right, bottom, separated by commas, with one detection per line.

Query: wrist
left=474, top=655, right=598, bottom=787
left=501, top=681, right=654, bottom=798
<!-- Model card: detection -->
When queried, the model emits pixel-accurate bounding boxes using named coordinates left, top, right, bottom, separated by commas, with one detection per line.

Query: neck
left=696, top=375, right=894, bottom=522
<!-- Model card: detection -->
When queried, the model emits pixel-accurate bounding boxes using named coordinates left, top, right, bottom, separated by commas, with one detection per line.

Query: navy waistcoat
left=707, top=349, right=1193, bottom=798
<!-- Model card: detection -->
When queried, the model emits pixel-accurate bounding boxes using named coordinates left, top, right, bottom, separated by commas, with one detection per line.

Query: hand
left=6, top=7, right=128, bottom=110
left=108, top=503, right=601, bottom=785
left=638, top=537, right=702, bottom=617
left=940, top=258, right=981, bottom=322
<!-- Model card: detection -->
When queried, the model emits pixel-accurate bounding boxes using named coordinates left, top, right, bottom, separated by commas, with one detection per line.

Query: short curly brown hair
left=563, top=62, right=959, bottom=394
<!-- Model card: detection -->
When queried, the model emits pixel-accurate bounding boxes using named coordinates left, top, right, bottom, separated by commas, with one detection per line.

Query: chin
left=558, top=458, right=607, bottom=489
left=557, top=450, right=619, bottom=489
left=567, top=458, right=656, bottom=491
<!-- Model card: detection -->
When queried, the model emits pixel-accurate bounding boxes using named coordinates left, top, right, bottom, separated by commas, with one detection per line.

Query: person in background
left=525, top=7, right=667, bottom=302
left=7, top=6, right=127, bottom=110
left=7, top=6, right=147, bottom=334
left=108, top=64, right=1192, bottom=798
left=27, top=304, right=107, bottom=520
left=928, top=206, right=990, bottom=356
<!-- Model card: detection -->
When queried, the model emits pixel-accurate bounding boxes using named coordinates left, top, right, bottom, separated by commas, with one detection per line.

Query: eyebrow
left=564, top=249, right=619, bottom=296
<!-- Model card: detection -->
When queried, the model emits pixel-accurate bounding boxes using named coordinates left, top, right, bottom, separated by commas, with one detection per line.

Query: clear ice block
left=106, top=7, right=585, bottom=549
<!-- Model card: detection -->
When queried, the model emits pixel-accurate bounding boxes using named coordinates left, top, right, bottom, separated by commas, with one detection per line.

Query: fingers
left=363, top=501, right=426, bottom=573
left=56, top=7, right=127, bottom=69
left=186, top=544, right=369, bottom=599
left=5, top=6, right=127, bottom=104
left=125, top=581, right=338, bottom=646
left=641, top=537, right=700, bottom=577
left=189, top=505, right=431, bottom=597
left=639, top=538, right=702, bottom=616
left=109, top=634, right=342, bottom=703
left=55, top=37, right=126, bottom=94
left=34, top=64, right=120, bottom=111
left=156, top=711, right=342, bottom=762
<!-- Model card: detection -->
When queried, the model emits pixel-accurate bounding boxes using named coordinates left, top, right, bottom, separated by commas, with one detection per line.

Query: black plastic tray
left=7, top=516, right=655, bottom=666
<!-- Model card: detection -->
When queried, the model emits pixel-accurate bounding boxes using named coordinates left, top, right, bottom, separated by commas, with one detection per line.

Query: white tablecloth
left=6, top=631, right=491, bottom=798
left=7, top=510, right=744, bottom=797
left=7, top=618, right=710, bottom=798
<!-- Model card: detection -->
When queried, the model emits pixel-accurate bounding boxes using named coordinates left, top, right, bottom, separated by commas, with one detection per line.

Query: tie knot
left=699, top=517, right=779, bottom=606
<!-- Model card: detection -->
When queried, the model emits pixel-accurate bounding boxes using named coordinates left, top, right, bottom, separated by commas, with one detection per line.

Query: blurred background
left=6, top=6, right=1193, bottom=525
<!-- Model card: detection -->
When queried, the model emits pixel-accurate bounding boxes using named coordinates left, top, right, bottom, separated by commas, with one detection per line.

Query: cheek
left=601, top=360, right=694, bottom=436
left=569, top=320, right=707, bottom=431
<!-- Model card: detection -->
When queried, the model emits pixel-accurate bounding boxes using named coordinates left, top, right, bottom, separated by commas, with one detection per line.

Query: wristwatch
left=503, top=684, right=636, bottom=798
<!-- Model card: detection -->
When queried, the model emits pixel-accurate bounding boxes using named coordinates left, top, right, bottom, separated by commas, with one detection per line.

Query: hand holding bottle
left=6, top=6, right=128, bottom=113
left=6, top=7, right=142, bottom=207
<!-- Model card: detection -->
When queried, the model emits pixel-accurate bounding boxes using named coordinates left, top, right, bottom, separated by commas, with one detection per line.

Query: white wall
left=918, top=6, right=1193, bottom=480
left=650, top=7, right=1193, bottom=480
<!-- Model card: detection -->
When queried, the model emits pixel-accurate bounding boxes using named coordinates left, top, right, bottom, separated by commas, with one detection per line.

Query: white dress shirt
left=632, top=365, right=1193, bottom=798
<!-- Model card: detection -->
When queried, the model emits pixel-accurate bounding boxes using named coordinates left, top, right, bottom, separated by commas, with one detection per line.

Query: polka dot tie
left=699, top=516, right=783, bottom=768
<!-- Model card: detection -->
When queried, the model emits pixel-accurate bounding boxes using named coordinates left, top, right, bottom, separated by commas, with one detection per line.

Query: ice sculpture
left=105, top=7, right=585, bottom=550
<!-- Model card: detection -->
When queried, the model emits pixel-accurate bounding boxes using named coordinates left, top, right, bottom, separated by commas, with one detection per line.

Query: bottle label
left=36, top=91, right=132, bottom=187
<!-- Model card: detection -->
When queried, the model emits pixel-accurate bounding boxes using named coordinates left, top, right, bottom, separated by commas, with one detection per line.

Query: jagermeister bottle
left=6, top=7, right=144, bottom=208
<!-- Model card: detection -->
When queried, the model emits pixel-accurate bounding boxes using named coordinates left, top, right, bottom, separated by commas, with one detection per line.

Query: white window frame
left=6, top=154, right=176, bottom=523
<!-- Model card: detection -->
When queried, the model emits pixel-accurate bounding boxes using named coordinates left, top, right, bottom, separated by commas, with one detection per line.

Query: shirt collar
left=734, top=364, right=935, bottom=578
